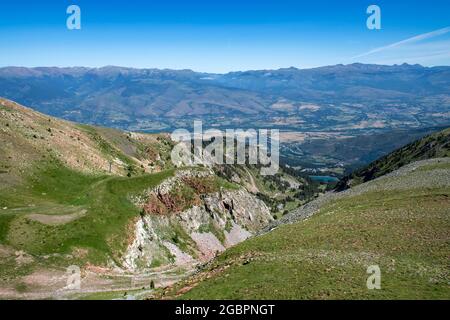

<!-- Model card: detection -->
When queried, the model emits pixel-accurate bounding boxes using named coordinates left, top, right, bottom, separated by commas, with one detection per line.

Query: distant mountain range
left=0, top=64, right=449, bottom=132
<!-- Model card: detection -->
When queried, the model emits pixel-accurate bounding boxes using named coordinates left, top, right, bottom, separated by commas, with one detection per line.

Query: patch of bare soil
left=26, top=209, right=87, bottom=225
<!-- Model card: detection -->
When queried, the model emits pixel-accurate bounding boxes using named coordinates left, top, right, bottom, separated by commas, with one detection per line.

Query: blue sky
left=1, top=0, right=449, bottom=72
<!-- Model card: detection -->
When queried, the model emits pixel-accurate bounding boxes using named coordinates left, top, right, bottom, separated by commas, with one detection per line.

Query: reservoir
left=309, top=175, right=340, bottom=183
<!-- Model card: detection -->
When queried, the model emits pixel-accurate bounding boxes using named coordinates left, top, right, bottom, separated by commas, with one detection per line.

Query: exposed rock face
left=123, top=171, right=272, bottom=272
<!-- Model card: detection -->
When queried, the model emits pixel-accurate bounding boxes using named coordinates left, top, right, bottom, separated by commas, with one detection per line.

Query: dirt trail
left=243, top=167, right=259, bottom=193
left=0, top=261, right=197, bottom=300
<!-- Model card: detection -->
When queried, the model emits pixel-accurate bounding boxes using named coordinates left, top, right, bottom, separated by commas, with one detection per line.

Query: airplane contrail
left=352, top=26, right=450, bottom=59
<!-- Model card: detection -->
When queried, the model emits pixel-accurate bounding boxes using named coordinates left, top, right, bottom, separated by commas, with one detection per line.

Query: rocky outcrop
left=123, top=170, right=273, bottom=272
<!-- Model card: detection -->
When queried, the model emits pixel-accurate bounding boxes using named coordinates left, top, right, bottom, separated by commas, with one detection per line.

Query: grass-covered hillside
left=0, top=98, right=179, bottom=287
left=157, top=132, right=450, bottom=299
left=0, top=98, right=306, bottom=299
left=162, top=159, right=450, bottom=299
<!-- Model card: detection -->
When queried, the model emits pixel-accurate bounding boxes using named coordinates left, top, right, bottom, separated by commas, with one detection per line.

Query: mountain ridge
left=0, top=62, right=443, bottom=76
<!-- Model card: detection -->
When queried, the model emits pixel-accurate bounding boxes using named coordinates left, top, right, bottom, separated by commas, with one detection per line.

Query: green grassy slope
left=0, top=161, right=174, bottom=266
left=169, top=184, right=449, bottom=299
left=0, top=98, right=178, bottom=281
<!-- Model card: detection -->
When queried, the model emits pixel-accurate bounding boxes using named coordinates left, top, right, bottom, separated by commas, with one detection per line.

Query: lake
left=309, top=175, right=340, bottom=183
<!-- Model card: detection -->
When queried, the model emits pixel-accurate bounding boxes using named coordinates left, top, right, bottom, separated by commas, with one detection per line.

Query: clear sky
left=1, top=0, right=449, bottom=72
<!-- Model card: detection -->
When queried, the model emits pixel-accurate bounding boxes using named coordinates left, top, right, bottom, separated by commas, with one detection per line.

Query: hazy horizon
left=1, top=1, right=450, bottom=72
left=1, top=61, right=449, bottom=75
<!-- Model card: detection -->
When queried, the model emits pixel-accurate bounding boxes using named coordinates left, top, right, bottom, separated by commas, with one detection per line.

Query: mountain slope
left=336, top=127, right=450, bottom=189
left=157, top=130, right=450, bottom=299
left=0, top=98, right=179, bottom=296
left=161, top=158, right=450, bottom=299
left=0, top=98, right=304, bottom=299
